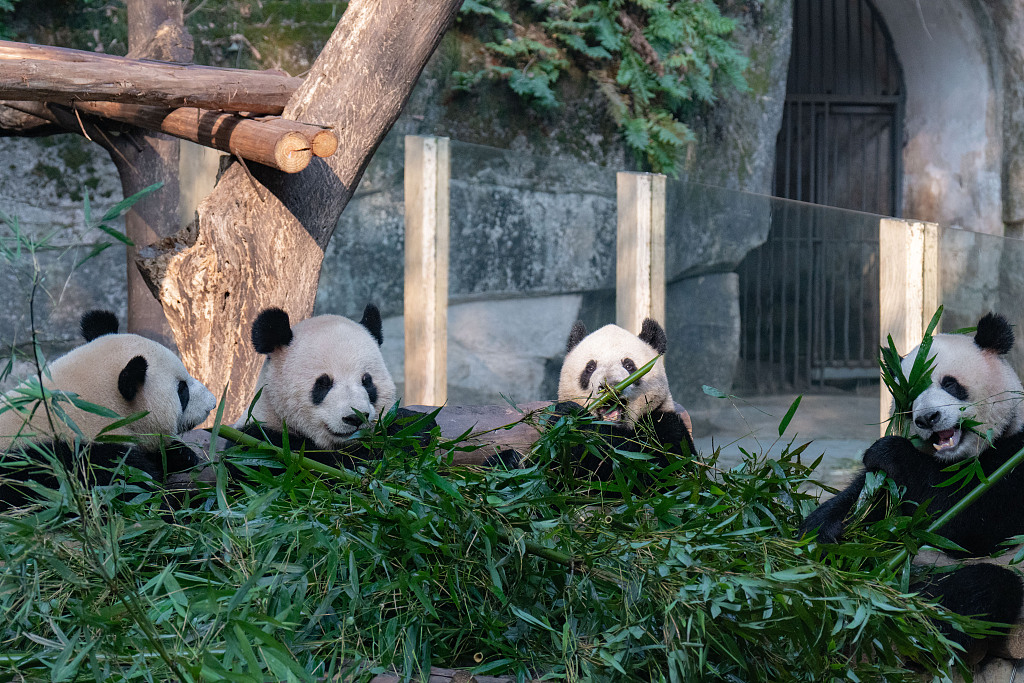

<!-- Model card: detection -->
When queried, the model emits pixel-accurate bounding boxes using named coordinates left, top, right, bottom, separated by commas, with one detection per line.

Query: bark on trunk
left=112, top=0, right=193, bottom=347
left=0, top=39, right=299, bottom=114
left=137, top=0, right=465, bottom=420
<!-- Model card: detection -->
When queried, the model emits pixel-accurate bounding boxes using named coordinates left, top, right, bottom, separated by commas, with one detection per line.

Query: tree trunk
left=137, top=0, right=465, bottom=420
left=106, top=0, right=194, bottom=348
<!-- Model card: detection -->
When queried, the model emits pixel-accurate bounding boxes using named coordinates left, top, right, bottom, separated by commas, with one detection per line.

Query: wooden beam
left=878, top=218, right=940, bottom=435
left=0, top=39, right=301, bottom=114
left=404, top=135, right=450, bottom=406
left=616, top=171, right=666, bottom=333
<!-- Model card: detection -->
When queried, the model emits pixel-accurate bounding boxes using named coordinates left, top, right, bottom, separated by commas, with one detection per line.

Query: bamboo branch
left=0, top=39, right=301, bottom=114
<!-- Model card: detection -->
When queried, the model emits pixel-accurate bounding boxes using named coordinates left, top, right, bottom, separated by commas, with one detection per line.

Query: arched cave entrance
left=736, top=0, right=904, bottom=392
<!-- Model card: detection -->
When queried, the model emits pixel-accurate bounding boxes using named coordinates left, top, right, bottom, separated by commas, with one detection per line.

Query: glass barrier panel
left=938, top=225, right=1024, bottom=376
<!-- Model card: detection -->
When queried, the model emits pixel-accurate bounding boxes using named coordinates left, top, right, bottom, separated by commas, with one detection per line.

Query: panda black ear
left=975, top=313, right=1014, bottom=355
left=118, top=355, right=147, bottom=402
left=252, top=308, right=293, bottom=354
left=81, top=310, right=119, bottom=342
left=359, top=304, right=384, bottom=346
left=638, top=318, right=668, bottom=355
left=566, top=321, right=588, bottom=354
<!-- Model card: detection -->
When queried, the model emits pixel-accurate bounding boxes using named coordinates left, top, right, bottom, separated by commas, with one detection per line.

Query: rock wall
left=0, top=4, right=792, bottom=409
left=314, top=2, right=791, bottom=410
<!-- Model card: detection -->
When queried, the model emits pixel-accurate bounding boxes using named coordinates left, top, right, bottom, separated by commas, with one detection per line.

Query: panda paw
left=800, top=502, right=845, bottom=544
left=482, top=448, right=523, bottom=469
left=862, top=434, right=916, bottom=474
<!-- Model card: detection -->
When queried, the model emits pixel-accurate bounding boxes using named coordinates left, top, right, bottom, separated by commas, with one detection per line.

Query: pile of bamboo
left=0, top=40, right=336, bottom=173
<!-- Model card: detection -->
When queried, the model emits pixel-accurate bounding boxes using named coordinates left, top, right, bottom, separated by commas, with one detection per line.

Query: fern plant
left=455, top=0, right=749, bottom=175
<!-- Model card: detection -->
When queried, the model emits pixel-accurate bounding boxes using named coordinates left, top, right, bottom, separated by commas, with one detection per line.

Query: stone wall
left=0, top=3, right=792, bottom=410
left=316, top=133, right=776, bottom=409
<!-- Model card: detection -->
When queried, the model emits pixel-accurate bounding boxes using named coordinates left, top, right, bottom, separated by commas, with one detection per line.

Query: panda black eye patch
left=362, top=373, right=378, bottom=404
left=177, top=380, right=190, bottom=411
left=579, top=359, right=597, bottom=390
left=621, top=358, right=637, bottom=374
left=940, top=375, right=969, bottom=401
left=311, top=374, right=334, bottom=405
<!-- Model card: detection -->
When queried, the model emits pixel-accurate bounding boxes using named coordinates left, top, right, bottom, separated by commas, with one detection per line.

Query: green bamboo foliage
left=879, top=306, right=942, bottom=437
left=0, top=210, right=982, bottom=680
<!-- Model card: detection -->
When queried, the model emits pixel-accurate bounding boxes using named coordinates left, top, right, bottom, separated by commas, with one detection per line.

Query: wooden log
left=878, top=218, right=939, bottom=435
left=136, top=0, right=466, bottom=421
left=404, top=135, right=450, bottom=407
left=0, top=39, right=301, bottom=114
left=616, top=171, right=666, bottom=333
left=72, top=101, right=314, bottom=173
left=0, top=100, right=55, bottom=135
left=258, top=116, right=338, bottom=157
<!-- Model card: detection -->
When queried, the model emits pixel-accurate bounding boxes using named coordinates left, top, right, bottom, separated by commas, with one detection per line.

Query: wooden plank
left=404, top=135, right=450, bottom=406
left=0, top=39, right=301, bottom=114
left=616, top=172, right=666, bottom=333
left=878, top=218, right=941, bottom=435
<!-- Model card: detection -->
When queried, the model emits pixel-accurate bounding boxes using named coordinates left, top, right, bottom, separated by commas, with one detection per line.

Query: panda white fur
left=0, top=310, right=216, bottom=508
left=552, top=318, right=694, bottom=482
left=802, top=313, right=1024, bottom=651
left=235, top=305, right=433, bottom=470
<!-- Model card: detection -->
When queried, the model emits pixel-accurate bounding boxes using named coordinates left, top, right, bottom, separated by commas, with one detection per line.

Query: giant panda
left=233, top=305, right=435, bottom=472
left=0, top=310, right=217, bottom=508
left=802, top=312, right=1024, bottom=652
left=552, top=318, right=695, bottom=483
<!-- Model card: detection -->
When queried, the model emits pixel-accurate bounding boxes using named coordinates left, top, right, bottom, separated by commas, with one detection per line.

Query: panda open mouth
left=594, top=400, right=628, bottom=423
left=931, top=427, right=962, bottom=452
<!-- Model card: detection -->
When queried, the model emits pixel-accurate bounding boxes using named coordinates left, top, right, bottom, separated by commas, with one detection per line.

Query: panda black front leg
left=916, top=563, right=1024, bottom=653
left=650, top=409, right=695, bottom=457
left=799, top=470, right=868, bottom=544
left=862, top=434, right=957, bottom=501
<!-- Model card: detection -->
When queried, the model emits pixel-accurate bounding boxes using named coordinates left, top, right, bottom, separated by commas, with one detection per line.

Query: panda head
left=246, top=305, right=397, bottom=449
left=0, top=310, right=217, bottom=450
left=557, top=318, right=673, bottom=429
left=902, top=313, right=1024, bottom=462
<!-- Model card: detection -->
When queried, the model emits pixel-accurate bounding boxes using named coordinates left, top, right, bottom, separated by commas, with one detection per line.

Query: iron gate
left=736, top=0, right=904, bottom=392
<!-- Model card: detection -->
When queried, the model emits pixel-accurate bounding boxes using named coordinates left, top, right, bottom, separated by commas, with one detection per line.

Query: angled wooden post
left=616, top=172, right=666, bottom=333
left=404, top=135, right=450, bottom=406
left=879, top=218, right=940, bottom=435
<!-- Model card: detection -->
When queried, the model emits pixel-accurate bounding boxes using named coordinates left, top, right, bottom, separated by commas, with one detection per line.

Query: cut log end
left=310, top=128, right=338, bottom=157
left=274, top=130, right=313, bottom=173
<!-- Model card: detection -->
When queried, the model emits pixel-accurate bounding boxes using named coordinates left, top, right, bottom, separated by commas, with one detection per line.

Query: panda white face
left=557, top=319, right=673, bottom=430
left=902, top=313, right=1024, bottom=462
left=0, top=311, right=217, bottom=451
left=245, top=307, right=397, bottom=450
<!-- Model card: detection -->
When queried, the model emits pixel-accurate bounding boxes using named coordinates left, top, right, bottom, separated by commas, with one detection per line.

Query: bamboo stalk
left=884, top=442, right=1024, bottom=573
left=73, top=101, right=313, bottom=173
left=0, top=39, right=301, bottom=114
